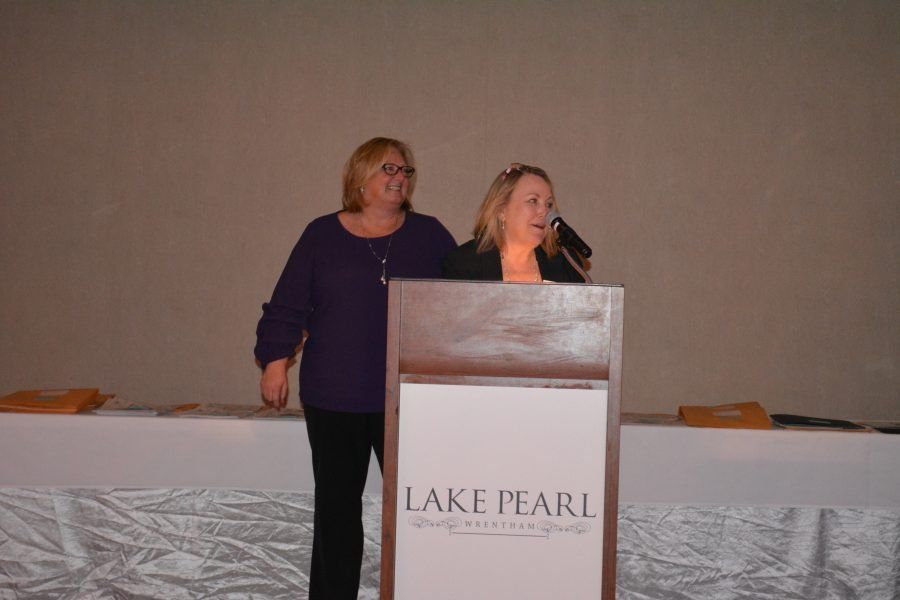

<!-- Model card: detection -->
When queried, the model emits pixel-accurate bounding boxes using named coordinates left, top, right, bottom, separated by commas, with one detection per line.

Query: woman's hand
left=260, top=358, right=289, bottom=409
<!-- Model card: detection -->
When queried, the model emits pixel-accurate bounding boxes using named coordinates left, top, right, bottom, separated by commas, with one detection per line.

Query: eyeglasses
left=382, top=163, right=415, bottom=178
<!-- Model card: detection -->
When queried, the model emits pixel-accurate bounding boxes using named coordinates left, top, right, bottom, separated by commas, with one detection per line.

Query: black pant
left=304, top=404, right=384, bottom=600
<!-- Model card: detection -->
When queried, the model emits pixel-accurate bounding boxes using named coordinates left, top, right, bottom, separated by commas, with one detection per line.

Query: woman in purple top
left=255, top=137, right=456, bottom=599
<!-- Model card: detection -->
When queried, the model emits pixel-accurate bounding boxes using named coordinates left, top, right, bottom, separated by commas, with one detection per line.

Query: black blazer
left=442, top=239, right=585, bottom=283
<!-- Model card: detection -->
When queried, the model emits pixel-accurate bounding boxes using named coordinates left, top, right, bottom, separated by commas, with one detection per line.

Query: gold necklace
left=500, top=251, right=541, bottom=282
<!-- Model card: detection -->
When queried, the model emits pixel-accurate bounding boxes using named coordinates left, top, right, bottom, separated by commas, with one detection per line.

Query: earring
left=359, top=186, right=364, bottom=193
left=500, top=219, right=505, bottom=230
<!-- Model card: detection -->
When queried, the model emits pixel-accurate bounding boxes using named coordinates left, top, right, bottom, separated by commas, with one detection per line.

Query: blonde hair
left=341, top=137, right=416, bottom=213
left=473, top=163, right=559, bottom=256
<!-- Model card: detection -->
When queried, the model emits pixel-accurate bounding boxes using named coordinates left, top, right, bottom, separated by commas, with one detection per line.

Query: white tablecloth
left=2, top=413, right=898, bottom=508
left=1, top=414, right=899, bottom=599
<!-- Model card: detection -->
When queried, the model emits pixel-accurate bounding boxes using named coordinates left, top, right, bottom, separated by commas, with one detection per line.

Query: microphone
left=546, top=210, right=592, bottom=258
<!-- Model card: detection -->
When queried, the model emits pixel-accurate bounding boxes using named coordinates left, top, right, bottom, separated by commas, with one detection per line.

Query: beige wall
left=1, top=1, right=897, bottom=419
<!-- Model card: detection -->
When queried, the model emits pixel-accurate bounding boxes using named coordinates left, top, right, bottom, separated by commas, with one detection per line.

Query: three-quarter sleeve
left=254, top=225, right=316, bottom=368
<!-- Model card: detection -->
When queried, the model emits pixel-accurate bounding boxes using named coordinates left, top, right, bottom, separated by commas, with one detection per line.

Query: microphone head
left=545, top=210, right=562, bottom=227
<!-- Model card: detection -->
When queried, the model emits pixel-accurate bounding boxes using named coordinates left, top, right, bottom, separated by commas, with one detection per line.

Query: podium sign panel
left=395, top=383, right=608, bottom=599
left=382, top=279, right=623, bottom=600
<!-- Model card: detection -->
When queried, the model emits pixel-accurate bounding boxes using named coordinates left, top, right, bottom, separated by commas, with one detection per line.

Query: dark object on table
left=856, top=421, right=900, bottom=434
left=770, top=413, right=867, bottom=431
left=871, top=426, right=900, bottom=434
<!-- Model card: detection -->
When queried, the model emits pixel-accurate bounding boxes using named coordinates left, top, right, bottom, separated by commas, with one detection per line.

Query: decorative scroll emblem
left=408, top=516, right=461, bottom=534
left=537, top=521, right=591, bottom=537
left=407, top=516, right=592, bottom=539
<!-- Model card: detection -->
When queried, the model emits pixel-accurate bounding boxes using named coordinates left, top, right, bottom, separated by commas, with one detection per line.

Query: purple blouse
left=254, top=211, right=456, bottom=413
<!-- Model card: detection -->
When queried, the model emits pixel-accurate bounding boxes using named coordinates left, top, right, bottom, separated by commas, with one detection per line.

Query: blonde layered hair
left=473, top=163, right=559, bottom=256
left=341, top=137, right=416, bottom=213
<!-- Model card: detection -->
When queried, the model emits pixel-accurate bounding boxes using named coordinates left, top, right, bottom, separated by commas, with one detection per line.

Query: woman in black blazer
left=442, top=163, right=586, bottom=283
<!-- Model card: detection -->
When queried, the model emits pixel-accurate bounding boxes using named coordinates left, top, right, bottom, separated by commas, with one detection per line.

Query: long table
left=1, top=413, right=898, bottom=599
left=3, top=412, right=898, bottom=507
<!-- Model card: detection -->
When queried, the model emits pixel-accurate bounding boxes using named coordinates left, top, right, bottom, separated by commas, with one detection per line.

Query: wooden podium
left=381, top=279, right=623, bottom=600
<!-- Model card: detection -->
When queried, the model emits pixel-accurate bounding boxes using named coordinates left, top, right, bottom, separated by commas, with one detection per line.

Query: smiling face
left=360, top=148, right=411, bottom=213
left=500, top=173, right=554, bottom=250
